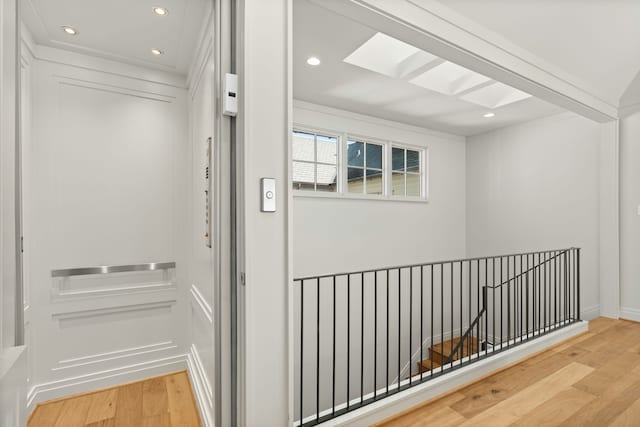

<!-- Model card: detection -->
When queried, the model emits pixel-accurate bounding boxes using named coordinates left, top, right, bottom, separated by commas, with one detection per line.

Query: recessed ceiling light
left=306, top=56, right=321, bottom=66
left=483, top=112, right=495, bottom=118
left=151, top=48, right=164, bottom=56
left=153, top=7, right=169, bottom=16
left=62, top=26, right=78, bottom=36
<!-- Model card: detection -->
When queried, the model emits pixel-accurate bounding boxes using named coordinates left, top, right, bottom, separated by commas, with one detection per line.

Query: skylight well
left=460, top=82, right=532, bottom=109
left=343, top=32, right=437, bottom=79
left=342, top=32, right=532, bottom=109
left=409, top=61, right=491, bottom=96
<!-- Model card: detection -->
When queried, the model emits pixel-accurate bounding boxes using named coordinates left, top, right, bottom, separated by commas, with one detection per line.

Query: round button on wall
left=266, top=191, right=274, bottom=199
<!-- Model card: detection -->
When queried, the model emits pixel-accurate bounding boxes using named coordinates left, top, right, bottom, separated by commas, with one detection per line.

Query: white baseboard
left=620, top=307, right=640, bottom=322
left=581, top=305, right=600, bottom=320
left=187, top=345, right=214, bottom=427
left=27, top=354, right=188, bottom=412
left=323, top=321, right=589, bottom=426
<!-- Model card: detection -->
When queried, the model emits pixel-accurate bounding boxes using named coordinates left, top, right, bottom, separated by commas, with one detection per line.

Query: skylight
left=343, top=32, right=437, bottom=79
left=409, top=61, right=491, bottom=95
left=459, top=82, right=532, bottom=109
left=342, top=32, right=533, bottom=109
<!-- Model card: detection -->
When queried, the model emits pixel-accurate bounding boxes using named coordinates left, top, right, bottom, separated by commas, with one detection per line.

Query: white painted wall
left=24, top=45, right=190, bottom=407
left=466, top=112, right=601, bottom=320
left=293, top=102, right=467, bottom=278
left=620, top=110, right=640, bottom=321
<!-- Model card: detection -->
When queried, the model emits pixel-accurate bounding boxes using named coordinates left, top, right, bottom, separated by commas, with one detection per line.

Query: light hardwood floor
left=377, top=318, right=640, bottom=427
left=28, top=371, right=201, bottom=427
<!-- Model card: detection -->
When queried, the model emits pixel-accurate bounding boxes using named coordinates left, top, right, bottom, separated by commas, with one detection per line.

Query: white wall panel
left=187, top=30, right=216, bottom=426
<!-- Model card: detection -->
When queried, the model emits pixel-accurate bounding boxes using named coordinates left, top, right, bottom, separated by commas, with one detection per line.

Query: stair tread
left=418, top=359, right=441, bottom=369
left=431, top=336, right=479, bottom=354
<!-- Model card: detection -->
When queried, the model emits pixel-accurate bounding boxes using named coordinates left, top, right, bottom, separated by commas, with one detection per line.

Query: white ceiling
left=21, top=0, right=209, bottom=75
left=438, top=0, right=640, bottom=108
left=293, top=0, right=564, bottom=136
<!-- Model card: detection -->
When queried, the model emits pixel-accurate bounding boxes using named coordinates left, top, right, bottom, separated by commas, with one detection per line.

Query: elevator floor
left=28, top=371, right=202, bottom=426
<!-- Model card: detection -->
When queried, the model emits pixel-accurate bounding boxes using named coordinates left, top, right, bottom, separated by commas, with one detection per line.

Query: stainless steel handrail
left=51, top=262, right=176, bottom=278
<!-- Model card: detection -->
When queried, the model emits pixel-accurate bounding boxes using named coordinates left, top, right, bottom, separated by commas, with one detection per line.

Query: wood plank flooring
left=377, top=318, right=640, bottom=427
left=28, top=371, right=201, bottom=427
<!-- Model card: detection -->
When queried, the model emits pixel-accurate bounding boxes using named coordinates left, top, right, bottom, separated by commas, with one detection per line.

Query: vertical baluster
left=526, top=254, right=533, bottom=339
left=560, top=252, right=563, bottom=325
left=459, top=261, right=463, bottom=367
left=360, top=272, right=364, bottom=404
left=316, top=279, right=320, bottom=423
left=567, top=250, right=571, bottom=324
left=386, top=270, right=389, bottom=394
left=397, top=268, right=401, bottom=390
left=373, top=272, right=377, bottom=399
left=468, top=260, right=471, bottom=358
left=332, top=277, right=336, bottom=416
left=347, top=275, right=350, bottom=409
left=520, top=255, right=524, bottom=340
left=536, top=253, right=540, bottom=335
left=572, top=250, right=575, bottom=321
left=300, top=280, right=304, bottom=425
left=409, top=268, right=413, bottom=383
left=431, top=265, right=434, bottom=378
left=507, top=257, right=511, bottom=347
left=565, top=250, right=569, bottom=325
left=441, top=263, right=444, bottom=372
left=544, top=252, right=548, bottom=332
left=553, top=251, right=558, bottom=329
left=476, top=260, right=480, bottom=359
left=500, top=257, right=504, bottom=350
left=577, top=249, right=581, bottom=320
left=532, top=253, right=535, bottom=337
left=573, top=249, right=576, bottom=321
left=420, top=266, right=424, bottom=381
left=533, top=253, right=537, bottom=336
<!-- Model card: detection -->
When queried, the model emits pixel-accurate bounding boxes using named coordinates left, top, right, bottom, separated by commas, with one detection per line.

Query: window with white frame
left=292, top=128, right=426, bottom=200
left=292, top=130, right=339, bottom=192
left=391, top=146, right=422, bottom=197
left=347, top=139, right=384, bottom=195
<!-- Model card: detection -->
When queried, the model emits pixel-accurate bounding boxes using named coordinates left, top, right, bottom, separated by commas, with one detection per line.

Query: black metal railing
left=293, top=248, right=580, bottom=426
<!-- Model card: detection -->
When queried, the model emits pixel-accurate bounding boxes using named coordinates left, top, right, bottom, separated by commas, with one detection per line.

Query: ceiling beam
left=312, top=0, right=618, bottom=122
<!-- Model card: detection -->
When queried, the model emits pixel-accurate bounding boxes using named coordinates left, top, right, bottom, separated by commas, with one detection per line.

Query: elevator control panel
left=205, top=137, right=212, bottom=248
left=261, top=178, right=276, bottom=213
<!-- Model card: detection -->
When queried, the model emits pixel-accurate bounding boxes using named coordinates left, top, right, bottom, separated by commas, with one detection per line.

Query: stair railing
left=444, top=286, right=486, bottom=365
left=443, top=249, right=573, bottom=365
left=293, top=247, right=580, bottom=427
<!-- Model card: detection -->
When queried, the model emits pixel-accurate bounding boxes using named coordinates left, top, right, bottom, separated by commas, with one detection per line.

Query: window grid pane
left=292, top=131, right=315, bottom=162
left=293, top=130, right=340, bottom=192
